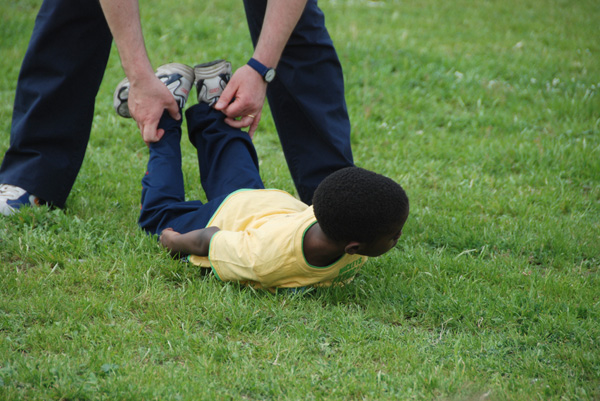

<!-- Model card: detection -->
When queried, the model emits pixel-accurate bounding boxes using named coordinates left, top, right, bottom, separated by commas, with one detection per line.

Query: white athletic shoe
left=113, top=63, right=195, bottom=118
left=194, top=60, right=232, bottom=107
left=0, top=184, right=41, bottom=216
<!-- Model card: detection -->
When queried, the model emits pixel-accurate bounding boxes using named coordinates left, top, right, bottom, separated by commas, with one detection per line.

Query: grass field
left=1, top=0, right=599, bottom=399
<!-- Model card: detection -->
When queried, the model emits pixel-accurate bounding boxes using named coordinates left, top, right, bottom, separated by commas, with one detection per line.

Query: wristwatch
left=247, top=58, right=276, bottom=83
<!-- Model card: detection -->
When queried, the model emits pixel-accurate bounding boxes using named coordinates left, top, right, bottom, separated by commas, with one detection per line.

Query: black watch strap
left=247, top=58, right=276, bottom=83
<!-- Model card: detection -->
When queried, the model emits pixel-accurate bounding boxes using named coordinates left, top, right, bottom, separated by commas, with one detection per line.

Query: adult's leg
left=242, top=0, right=354, bottom=204
left=0, top=0, right=112, bottom=208
left=186, top=103, right=263, bottom=201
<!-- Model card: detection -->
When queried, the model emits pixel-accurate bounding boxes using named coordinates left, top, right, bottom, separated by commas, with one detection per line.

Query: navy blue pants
left=0, top=0, right=353, bottom=208
left=139, top=104, right=264, bottom=236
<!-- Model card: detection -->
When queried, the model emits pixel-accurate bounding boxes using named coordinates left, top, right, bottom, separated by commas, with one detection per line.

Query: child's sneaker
left=0, top=184, right=41, bottom=216
left=113, top=63, right=195, bottom=118
left=194, top=60, right=232, bottom=107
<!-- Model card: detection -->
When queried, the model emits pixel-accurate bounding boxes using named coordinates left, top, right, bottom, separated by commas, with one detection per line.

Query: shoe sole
left=113, top=63, right=194, bottom=118
left=156, top=63, right=195, bottom=84
left=114, top=76, right=132, bottom=118
left=156, top=63, right=195, bottom=110
left=194, top=60, right=231, bottom=81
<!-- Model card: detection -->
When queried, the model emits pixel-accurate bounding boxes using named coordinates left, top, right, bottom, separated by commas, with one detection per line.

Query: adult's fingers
left=224, top=114, right=259, bottom=129
left=214, top=79, right=239, bottom=112
left=165, top=98, right=181, bottom=121
left=247, top=112, right=261, bottom=139
left=140, top=118, right=163, bottom=144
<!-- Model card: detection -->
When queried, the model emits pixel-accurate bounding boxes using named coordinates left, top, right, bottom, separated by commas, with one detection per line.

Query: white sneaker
left=194, top=60, right=232, bottom=107
left=113, top=63, right=195, bottom=118
left=0, top=184, right=41, bottom=216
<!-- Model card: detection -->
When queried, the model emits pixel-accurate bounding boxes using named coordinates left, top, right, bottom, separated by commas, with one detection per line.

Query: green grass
left=1, top=0, right=599, bottom=399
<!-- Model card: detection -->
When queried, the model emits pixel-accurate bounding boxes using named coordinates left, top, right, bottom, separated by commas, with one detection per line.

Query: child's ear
left=344, top=241, right=361, bottom=255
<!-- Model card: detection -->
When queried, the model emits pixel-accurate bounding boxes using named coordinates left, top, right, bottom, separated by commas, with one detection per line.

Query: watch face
left=265, top=68, right=276, bottom=82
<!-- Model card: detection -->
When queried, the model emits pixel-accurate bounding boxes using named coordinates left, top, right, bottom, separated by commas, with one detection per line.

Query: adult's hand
left=214, top=65, right=267, bottom=139
left=213, top=0, right=308, bottom=138
left=99, top=0, right=179, bottom=143
left=128, top=74, right=181, bottom=144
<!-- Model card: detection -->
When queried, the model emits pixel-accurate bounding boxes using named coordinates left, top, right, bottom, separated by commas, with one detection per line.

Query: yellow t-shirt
left=189, top=189, right=367, bottom=289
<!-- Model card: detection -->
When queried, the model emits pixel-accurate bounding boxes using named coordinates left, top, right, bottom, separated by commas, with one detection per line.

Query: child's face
left=359, top=220, right=406, bottom=257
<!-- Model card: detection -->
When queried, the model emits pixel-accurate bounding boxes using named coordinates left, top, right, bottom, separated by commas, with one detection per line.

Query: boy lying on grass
left=114, top=60, right=409, bottom=291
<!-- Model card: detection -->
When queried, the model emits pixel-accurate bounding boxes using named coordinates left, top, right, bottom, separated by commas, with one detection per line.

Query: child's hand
left=159, top=227, right=220, bottom=256
left=159, top=228, right=180, bottom=251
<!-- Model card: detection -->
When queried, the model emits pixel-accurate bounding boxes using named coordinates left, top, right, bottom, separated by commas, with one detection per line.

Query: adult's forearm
left=98, top=0, right=154, bottom=82
left=252, top=0, right=309, bottom=67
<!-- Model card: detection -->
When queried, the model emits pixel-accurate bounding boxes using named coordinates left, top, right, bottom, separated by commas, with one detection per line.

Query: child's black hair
left=312, top=167, right=409, bottom=243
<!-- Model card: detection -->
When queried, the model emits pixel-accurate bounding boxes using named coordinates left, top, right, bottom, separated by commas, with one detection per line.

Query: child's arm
left=159, top=227, right=221, bottom=256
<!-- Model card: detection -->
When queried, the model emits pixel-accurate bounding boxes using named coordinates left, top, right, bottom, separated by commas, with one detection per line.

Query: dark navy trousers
left=0, top=0, right=354, bottom=208
left=243, top=0, right=354, bottom=202
left=0, top=0, right=112, bottom=207
left=139, top=104, right=264, bottom=236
